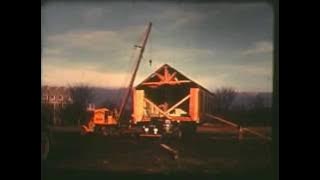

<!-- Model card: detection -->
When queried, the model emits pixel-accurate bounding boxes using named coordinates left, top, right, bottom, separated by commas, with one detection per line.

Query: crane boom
left=117, top=22, right=152, bottom=122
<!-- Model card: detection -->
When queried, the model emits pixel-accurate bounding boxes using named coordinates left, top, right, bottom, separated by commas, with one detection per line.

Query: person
left=113, top=108, right=119, bottom=120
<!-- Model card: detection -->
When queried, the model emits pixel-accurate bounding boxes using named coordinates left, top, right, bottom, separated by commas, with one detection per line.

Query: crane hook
left=149, top=59, right=152, bottom=67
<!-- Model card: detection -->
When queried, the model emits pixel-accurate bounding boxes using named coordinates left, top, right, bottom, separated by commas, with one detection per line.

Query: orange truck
left=81, top=107, right=118, bottom=136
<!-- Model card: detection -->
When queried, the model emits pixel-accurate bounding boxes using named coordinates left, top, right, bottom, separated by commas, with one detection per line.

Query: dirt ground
left=42, top=125, right=274, bottom=180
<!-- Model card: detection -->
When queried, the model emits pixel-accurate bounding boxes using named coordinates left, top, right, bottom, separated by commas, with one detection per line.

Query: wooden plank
left=132, top=90, right=144, bottom=123
left=139, top=134, right=162, bottom=138
left=160, top=144, right=179, bottom=160
left=142, top=80, right=191, bottom=86
left=241, top=127, right=272, bottom=141
left=164, top=66, right=169, bottom=80
left=144, top=98, right=172, bottom=119
left=170, top=116, right=192, bottom=121
left=167, top=72, right=177, bottom=82
left=155, top=73, right=165, bottom=81
left=205, top=114, right=239, bottom=128
left=205, top=113, right=272, bottom=141
left=189, top=88, right=200, bottom=121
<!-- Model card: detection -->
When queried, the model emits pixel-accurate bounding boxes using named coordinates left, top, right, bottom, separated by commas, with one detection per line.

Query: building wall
left=41, top=86, right=72, bottom=125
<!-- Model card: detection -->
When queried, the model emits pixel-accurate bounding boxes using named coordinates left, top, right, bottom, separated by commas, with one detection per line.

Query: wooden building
left=132, top=64, right=215, bottom=125
left=41, top=86, right=72, bottom=126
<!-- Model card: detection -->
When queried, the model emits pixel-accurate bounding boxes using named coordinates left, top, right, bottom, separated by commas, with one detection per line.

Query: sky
left=41, top=1, right=273, bottom=92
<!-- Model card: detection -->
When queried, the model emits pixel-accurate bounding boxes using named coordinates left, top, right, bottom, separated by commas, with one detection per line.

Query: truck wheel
left=80, top=126, right=87, bottom=135
left=101, top=127, right=108, bottom=136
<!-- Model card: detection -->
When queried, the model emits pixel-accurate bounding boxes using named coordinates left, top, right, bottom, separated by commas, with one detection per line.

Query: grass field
left=43, top=122, right=274, bottom=180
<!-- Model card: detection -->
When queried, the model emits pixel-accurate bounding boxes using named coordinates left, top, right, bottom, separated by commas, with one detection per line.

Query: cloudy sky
left=41, top=1, right=273, bottom=92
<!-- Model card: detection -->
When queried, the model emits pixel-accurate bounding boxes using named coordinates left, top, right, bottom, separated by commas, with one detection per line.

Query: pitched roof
left=135, top=64, right=214, bottom=96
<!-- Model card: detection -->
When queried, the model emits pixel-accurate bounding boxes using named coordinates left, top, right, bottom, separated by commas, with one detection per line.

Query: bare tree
left=69, top=85, right=94, bottom=105
left=214, top=87, right=236, bottom=114
left=41, top=102, right=53, bottom=126
left=60, top=84, right=94, bottom=126
left=252, top=93, right=265, bottom=111
left=100, top=99, right=118, bottom=110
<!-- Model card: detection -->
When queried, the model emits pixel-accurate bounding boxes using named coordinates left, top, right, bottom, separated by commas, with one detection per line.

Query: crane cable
left=148, top=30, right=153, bottom=67
left=115, top=47, right=137, bottom=110
left=115, top=29, right=144, bottom=112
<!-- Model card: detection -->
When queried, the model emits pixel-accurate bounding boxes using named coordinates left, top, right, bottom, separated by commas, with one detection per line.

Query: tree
left=252, top=93, right=265, bottom=111
left=59, top=84, right=94, bottom=126
left=213, top=87, right=236, bottom=114
left=41, top=102, right=53, bottom=126
left=100, top=99, right=118, bottom=110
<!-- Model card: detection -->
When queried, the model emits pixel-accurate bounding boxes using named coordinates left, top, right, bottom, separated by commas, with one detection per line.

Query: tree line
left=41, top=85, right=272, bottom=126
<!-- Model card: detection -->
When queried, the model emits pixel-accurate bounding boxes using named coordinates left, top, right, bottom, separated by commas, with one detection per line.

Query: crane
left=81, top=22, right=152, bottom=135
left=117, top=22, right=152, bottom=122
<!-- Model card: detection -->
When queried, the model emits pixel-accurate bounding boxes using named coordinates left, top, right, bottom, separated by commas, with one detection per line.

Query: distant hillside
left=42, top=86, right=272, bottom=110
left=90, top=87, right=132, bottom=109
left=231, top=92, right=272, bottom=110
left=90, top=87, right=272, bottom=109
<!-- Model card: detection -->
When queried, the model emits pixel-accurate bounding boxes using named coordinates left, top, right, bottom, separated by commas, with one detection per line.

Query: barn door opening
left=138, top=84, right=192, bottom=120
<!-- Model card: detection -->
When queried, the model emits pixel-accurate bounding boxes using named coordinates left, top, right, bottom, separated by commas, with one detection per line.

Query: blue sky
left=41, top=1, right=273, bottom=92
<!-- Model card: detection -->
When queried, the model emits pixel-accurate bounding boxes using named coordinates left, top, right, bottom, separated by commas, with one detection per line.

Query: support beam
left=164, top=95, right=190, bottom=115
left=241, top=127, right=272, bottom=141
left=164, top=66, right=169, bottom=80
left=160, top=143, right=179, bottom=160
left=189, top=88, right=200, bottom=121
left=205, top=113, right=272, bottom=141
left=142, top=80, right=191, bottom=86
left=132, top=90, right=144, bottom=122
left=205, top=114, right=238, bottom=128
left=144, top=98, right=172, bottom=119
left=155, top=73, right=165, bottom=81
left=167, top=72, right=177, bottom=82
